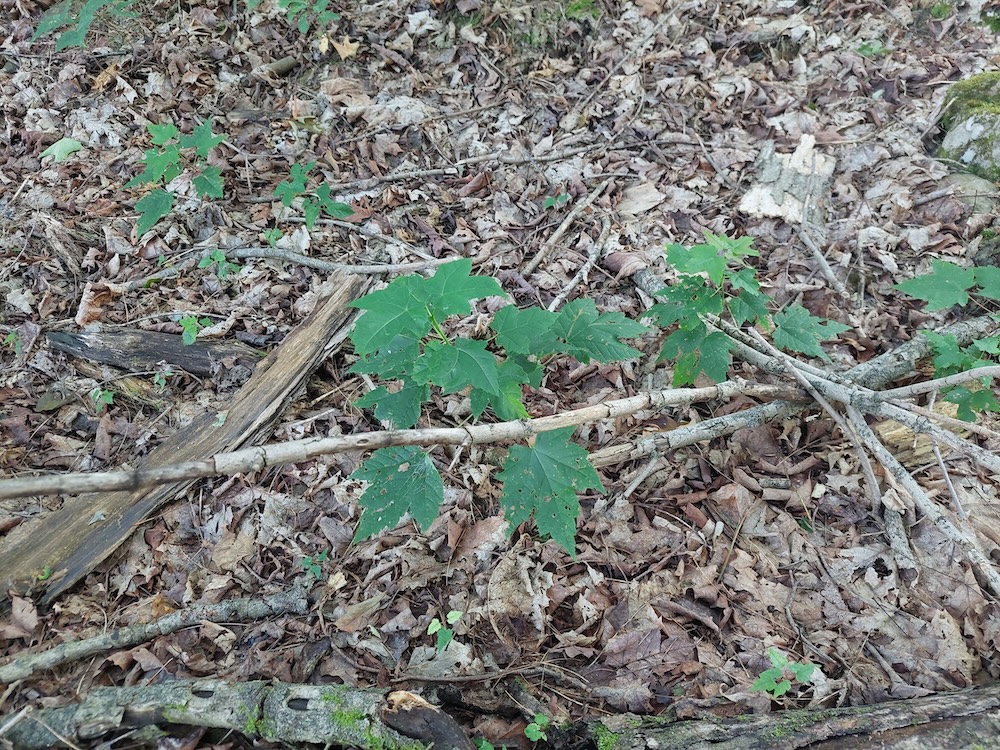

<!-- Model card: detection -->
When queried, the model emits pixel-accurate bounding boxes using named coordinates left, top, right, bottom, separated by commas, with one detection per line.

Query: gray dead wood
left=46, top=329, right=261, bottom=377
left=593, top=683, right=1000, bottom=750
left=3, top=677, right=1000, bottom=750
left=0, top=271, right=370, bottom=606
left=0, top=679, right=428, bottom=750
left=0, top=590, right=308, bottom=683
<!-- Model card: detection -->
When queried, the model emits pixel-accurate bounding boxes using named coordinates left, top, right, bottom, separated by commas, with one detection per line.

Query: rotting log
left=46, top=329, right=261, bottom=378
left=0, top=271, right=371, bottom=606
left=1, top=677, right=999, bottom=750
left=597, top=682, right=1000, bottom=749
left=0, top=679, right=429, bottom=750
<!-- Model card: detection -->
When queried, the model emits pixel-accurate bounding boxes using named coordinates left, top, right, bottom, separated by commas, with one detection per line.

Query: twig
left=0, top=591, right=309, bottom=683
left=845, top=406, right=1000, bottom=598
left=321, top=143, right=602, bottom=193
left=522, top=178, right=613, bottom=277
left=893, top=399, right=1000, bottom=441
left=547, top=217, right=611, bottom=311
left=745, top=329, right=882, bottom=507
left=226, top=247, right=456, bottom=275
left=877, top=365, right=1000, bottom=399
left=0, top=381, right=803, bottom=501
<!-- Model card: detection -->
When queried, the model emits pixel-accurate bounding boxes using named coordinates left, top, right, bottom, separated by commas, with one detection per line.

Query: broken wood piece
left=47, top=329, right=261, bottom=378
left=0, top=271, right=371, bottom=606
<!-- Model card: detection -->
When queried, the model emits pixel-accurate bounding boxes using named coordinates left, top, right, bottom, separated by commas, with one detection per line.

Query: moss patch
left=942, top=72, right=1000, bottom=131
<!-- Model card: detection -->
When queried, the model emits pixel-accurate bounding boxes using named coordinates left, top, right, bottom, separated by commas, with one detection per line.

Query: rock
left=937, top=72, right=1000, bottom=182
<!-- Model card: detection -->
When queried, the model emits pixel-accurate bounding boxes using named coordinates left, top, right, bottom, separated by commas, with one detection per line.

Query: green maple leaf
left=924, top=332, right=969, bottom=373
left=126, top=145, right=182, bottom=188
left=179, top=120, right=225, bottom=159
left=193, top=166, right=224, bottom=199
left=419, top=259, right=507, bottom=319
left=498, top=427, right=604, bottom=556
left=651, top=278, right=724, bottom=325
left=349, top=260, right=506, bottom=356
left=895, top=260, right=975, bottom=310
left=351, top=446, right=442, bottom=541
left=698, top=330, right=735, bottom=382
left=946, top=386, right=1000, bottom=422
left=350, top=334, right=421, bottom=379
left=413, top=338, right=501, bottom=396
left=316, top=183, right=355, bottom=219
left=772, top=305, right=849, bottom=360
left=134, top=189, right=174, bottom=234
left=350, top=275, right=434, bottom=355
left=549, top=299, right=648, bottom=363
left=667, top=241, right=727, bottom=285
left=148, top=122, right=179, bottom=145
left=974, top=266, right=1000, bottom=302
left=355, top=382, right=428, bottom=428
left=470, top=356, right=538, bottom=419
left=491, top=305, right=561, bottom=355
left=274, top=161, right=315, bottom=206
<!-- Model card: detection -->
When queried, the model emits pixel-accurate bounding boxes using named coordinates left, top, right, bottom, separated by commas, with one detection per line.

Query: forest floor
left=2, top=0, right=1000, bottom=747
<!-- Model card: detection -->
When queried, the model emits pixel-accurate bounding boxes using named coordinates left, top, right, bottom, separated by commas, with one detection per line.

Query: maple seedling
left=651, top=231, right=849, bottom=385
left=750, top=648, right=816, bottom=699
left=178, top=315, right=213, bottom=346
left=894, top=260, right=1000, bottom=419
left=524, top=714, right=550, bottom=742
left=347, top=258, right=646, bottom=554
left=301, top=549, right=329, bottom=580
left=125, top=120, right=226, bottom=234
left=89, top=386, right=114, bottom=413
left=273, top=161, right=354, bottom=229
left=427, top=610, right=462, bottom=652
left=198, top=249, right=242, bottom=279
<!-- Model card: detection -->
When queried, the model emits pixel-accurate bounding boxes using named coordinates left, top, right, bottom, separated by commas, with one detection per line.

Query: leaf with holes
left=498, top=428, right=604, bottom=556
left=351, top=446, right=442, bottom=541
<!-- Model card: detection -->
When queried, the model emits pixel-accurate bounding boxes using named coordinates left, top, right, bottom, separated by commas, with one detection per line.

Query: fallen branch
left=0, top=381, right=805, bottom=500
left=0, top=590, right=308, bottom=684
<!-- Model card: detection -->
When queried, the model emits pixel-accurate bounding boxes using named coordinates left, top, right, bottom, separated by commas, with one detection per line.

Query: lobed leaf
left=894, top=260, right=975, bottom=310
left=498, top=427, right=604, bottom=556
left=772, top=305, right=849, bottom=360
left=351, top=446, right=442, bottom=541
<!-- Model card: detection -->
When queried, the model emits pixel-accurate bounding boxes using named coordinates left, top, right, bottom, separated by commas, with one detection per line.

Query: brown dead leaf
left=333, top=36, right=361, bottom=60
left=0, top=596, right=39, bottom=640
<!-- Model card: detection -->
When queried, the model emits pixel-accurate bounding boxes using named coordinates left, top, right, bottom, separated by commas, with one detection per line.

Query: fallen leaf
left=333, top=36, right=360, bottom=60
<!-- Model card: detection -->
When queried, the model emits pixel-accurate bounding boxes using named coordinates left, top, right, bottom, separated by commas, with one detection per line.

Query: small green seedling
left=930, top=2, right=951, bottom=19
left=89, top=387, right=115, bottom=412
left=178, top=315, right=212, bottom=345
left=750, top=647, right=815, bottom=699
left=198, top=248, right=242, bottom=278
left=3, top=330, right=22, bottom=357
left=856, top=39, right=890, bottom=58
left=524, top=713, right=550, bottom=742
left=153, top=367, right=172, bottom=391
left=262, top=228, right=283, bottom=247
left=543, top=192, right=569, bottom=210
left=427, top=609, right=462, bottom=652
left=302, top=549, right=329, bottom=579
left=273, top=161, right=354, bottom=229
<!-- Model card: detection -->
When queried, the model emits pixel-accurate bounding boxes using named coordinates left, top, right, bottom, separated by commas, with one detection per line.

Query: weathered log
left=2, top=677, right=1000, bottom=750
left=46, top=329, right=261, bottom=377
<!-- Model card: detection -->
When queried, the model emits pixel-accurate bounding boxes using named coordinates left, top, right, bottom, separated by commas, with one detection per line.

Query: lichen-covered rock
left=937, top=72, right=1000, bottom=182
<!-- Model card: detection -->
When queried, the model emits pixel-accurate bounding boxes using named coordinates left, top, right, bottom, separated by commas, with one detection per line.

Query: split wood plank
left=0, top=271, right=371, bottom=606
